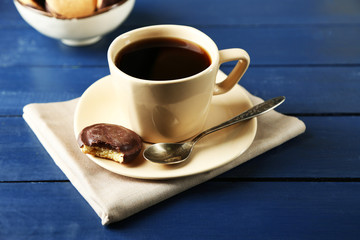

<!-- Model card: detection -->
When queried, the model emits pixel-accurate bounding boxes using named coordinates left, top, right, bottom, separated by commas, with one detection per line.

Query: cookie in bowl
left=45, top=0, right=97, bottom=19
left=14, top=0, right=135, bottom=46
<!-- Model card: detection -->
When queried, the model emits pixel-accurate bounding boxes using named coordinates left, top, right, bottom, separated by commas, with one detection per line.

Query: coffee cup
left=108, top=24, right=250, bottom=143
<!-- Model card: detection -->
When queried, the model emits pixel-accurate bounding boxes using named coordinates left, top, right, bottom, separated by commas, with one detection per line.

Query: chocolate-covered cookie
left=78, top=123, right=142, bottom=163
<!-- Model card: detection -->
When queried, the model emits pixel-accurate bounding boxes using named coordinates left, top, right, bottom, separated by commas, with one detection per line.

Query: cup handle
left=213, top=48, right=250, bottom=95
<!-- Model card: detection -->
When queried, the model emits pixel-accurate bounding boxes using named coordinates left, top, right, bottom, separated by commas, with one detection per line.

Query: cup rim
left=107, top=24, right=219, bottom=84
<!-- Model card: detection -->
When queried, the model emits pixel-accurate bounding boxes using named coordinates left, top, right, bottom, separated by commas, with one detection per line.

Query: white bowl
left=14, top=0, right=135, bottom=46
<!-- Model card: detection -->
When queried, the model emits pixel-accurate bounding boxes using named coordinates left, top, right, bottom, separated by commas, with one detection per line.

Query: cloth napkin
left=23, top=90, right=305, bottom=225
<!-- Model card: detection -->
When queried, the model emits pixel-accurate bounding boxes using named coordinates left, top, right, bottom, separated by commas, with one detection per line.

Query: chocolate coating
left=78, top=123, right=142, bottom=163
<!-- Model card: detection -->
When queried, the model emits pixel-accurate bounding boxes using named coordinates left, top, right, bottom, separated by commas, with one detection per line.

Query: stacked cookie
left=18, top=0, right=125, bottom=18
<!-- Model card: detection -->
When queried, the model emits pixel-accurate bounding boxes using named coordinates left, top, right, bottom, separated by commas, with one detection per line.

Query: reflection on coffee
left=115, top=37, right=211, bottom=80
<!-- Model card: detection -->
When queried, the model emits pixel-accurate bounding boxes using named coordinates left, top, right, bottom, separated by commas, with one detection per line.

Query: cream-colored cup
left=108, top=25, right=250, bottom=143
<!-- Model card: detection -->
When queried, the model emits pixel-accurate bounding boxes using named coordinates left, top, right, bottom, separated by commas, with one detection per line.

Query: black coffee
left=115, top=37, right=211, bottom=80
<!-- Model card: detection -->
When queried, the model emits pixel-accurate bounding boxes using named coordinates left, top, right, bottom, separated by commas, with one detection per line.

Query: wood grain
left=1, top=66, right=359, bottom=115
left=1, top=0, right=359, bottom=238
left=0, top=116, right=358, bottom=181
left=0, top=181, right=359, bottom=240
left=1, top=25, right=360, bottom=67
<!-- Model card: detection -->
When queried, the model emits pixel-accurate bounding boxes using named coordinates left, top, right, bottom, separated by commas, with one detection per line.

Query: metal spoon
left=143, top=96, right=285, bottom=164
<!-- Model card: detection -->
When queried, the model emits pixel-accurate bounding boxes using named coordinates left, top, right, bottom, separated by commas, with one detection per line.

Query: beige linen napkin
left=23, top=92, right=305, bottom=225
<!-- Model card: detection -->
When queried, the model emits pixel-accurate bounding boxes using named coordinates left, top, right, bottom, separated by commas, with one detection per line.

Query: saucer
left=74, top=72, right=257, bottom=179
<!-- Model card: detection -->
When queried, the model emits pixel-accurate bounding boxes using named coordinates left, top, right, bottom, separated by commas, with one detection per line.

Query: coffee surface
left=115, top=37, right=211, bottom=80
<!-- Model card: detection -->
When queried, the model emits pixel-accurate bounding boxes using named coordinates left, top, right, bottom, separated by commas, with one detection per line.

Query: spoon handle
left=191, top=96, right=285, bottom=144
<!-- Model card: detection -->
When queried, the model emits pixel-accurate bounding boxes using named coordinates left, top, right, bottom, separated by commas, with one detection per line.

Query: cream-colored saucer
left=74, top=73, right=257, bottom=179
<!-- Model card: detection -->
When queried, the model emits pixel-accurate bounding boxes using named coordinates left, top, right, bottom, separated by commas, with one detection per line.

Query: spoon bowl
left=143, top=96, right=285, bottom=164
left=144, top=142, right=193, bottom=164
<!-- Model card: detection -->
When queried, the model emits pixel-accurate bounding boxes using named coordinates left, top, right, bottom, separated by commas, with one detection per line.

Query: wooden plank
left=1, top=66, right=359, bottom=115
left=4, top=0, right=360, bottom=27
left=224, top=65, right=360, bottom=114
left=1, top=24, right=360, bottom=67
left=0, top=25, right=360, bottom=67
left=205, top=25, right=360, bottom=66
left=223, top=116, right=360, bottom=179
left=0, top=116, right=359, bottom=181
left=0, top=181, right=359, bottom=239
left=0, top=117, right=67, bottom=181
left=127, top=0, right=360, bottom=26
left=0, top=66, right=108, bottom=115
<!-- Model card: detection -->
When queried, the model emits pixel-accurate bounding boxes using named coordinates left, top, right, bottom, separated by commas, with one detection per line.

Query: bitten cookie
left=46, top=0, right=97, bottom=18
left=77, top=123, right=142, bottom=164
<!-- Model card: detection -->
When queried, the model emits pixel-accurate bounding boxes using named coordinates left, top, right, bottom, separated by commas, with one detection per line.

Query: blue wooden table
left=1, top=0, right=360, bottom=239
